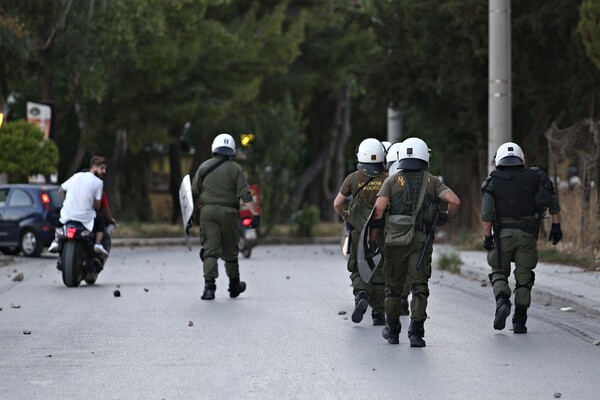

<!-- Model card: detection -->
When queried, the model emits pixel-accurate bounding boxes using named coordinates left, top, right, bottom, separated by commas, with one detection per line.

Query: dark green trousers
left=199, top=204, right=240, bottom=279
left=346, top=230, right=385, bottom=315
left=487, top=228, right=537, bottom=308
left=383, top=234, right=433, bottom=321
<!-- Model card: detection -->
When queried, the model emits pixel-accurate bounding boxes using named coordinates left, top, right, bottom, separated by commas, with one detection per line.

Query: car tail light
left=41, top=193, right=51, bottom=210
left=241, top=217, right=252, bottom=227
left=67, top=227, right=77, bottom=239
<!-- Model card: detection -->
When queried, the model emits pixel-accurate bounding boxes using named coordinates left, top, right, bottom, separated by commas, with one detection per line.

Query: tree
left=0, top=120, right=58, bottom=182
left=579, top=0, right=600, bottom=71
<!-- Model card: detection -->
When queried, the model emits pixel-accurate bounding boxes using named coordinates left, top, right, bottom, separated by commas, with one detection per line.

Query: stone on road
left=0, top=245, right=599, bottom=399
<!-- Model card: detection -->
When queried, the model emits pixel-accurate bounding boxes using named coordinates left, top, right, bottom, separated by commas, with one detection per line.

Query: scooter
left=55, top=222, right=113, bottom=287
left=238, top=184, right=260, bottom=258
left=238, top=216, right=258, bottom=258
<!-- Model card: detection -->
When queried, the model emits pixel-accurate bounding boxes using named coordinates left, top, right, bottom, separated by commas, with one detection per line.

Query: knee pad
left=488, top=271, right=509, bottom=286
left=515, top=270, right=535, bottom=292
left=410, top=282, right=429, bottom=301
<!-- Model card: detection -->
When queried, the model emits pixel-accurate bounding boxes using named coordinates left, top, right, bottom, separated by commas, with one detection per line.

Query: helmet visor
left=213, top=146, right=235, bottom=157
left=496, top=155, right=523, bottom=166
left=357, top=162, right=385, bottom=177
left=398, top=159, right=428, bottom=170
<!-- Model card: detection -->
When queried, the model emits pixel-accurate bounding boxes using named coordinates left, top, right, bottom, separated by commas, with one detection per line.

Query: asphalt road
left=1, top=244, right=599, bottom=400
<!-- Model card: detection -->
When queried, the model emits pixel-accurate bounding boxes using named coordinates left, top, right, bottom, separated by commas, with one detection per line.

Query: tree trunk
left=122, top=150, right=153, bottom=221
left=291, top=150, right=325, bottom=211
left=65, top=146, right=87, bottom=179
left=106, top=130, right=127, bottom=213
left=168, top=134, right=182, bottom=225
left=321, top=87, right=346, bottom=221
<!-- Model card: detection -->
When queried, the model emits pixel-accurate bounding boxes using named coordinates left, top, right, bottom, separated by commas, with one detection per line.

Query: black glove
left=250, top=215, right=261, bottom=229
left=366, top=240, right=381, bottom=258
left=549, top=223, right=562, bottom=245
left=185, top=219, right=193, bottom=235
left=437, top=211, right=450, bottom=226
left=483, top=235, right=493, bottom=251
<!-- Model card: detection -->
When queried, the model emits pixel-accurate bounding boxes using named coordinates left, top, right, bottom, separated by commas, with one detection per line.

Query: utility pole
left=387, top=107, right=402, bottom=143
left=488, top=0, right=512, bottom=172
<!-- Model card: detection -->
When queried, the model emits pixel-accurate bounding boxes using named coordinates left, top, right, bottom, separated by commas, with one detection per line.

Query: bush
left=437, top=251, right=462, bottom=274
left=290, top=204, right=320, bottom=237
left=0, top=120, right=59, bottom=182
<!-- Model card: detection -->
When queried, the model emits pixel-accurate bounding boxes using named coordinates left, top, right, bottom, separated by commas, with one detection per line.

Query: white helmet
left=386, top=142, right=403, bottom=165
left=398, top=137, right=430, bottom=170
left=211, top=133, right=236, bottom=157
left=382, top=141, right=392, bottom=153
left=494, top=142, right=524, bottom=166
left=356, top=138, right=385, bottom=177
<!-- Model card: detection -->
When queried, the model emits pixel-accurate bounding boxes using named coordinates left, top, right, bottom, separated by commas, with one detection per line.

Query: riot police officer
left=481, top=142, right=562, bottom=333
left=192, top=133, right=260, bottom=300
left=384, top=141, right=409, bottom=316
left=333, top=138, right=388, bottom=325
left=371, top=137, right=461, bottom=346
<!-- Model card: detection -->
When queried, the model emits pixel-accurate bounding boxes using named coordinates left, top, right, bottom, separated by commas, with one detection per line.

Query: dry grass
left=546, top=187, right=599, bottom=267
left=113, top=221, right=343, bottom=239
left=449, top=186, right=599, bottom=269
left=113, top=222, right=184, bottom=238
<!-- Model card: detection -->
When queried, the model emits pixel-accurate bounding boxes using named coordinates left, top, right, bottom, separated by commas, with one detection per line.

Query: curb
left=460, top=267, right=600, bottom=319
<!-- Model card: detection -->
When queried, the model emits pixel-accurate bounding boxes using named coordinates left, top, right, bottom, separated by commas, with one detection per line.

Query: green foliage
left=437, top=251, right=462, bottom=274
left=291, top=204, right=321, bottom=237
left=0, top=120, right=58, bottom=182
left=239, top=98, right=306, bottom=230
left=538, top=247, right=599, bottom=270
left=579, top=0, right=600, bottom=71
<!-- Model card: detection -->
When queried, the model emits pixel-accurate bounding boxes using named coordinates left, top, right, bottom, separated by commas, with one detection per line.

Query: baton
left=416, top=209, right=439, bottom=271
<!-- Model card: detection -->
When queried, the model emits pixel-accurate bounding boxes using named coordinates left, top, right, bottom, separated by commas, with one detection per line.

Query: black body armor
left=490, top=168, right=539, bottom=218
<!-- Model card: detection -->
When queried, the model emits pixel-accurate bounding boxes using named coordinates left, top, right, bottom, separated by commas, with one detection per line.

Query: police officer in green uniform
left=333, top=138, right=388, bottom=325
left=371, top=138, right=461, bottom=346
left=481, top=142, right=562, bottom=333
left=192, top=133, right=260, bottom=300
left=385, top=141, right=410, bottom=316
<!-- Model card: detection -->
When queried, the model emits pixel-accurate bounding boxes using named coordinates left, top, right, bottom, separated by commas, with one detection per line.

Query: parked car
left=0, top=184, right=63, bottom=257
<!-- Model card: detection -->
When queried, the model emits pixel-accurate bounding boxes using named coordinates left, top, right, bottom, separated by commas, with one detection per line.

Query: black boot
left=494, top=295, right=511, bottom=330
left=201, top=278, right=216, bottom=300
left=400, top=297, right=410, bottom=316
left=352, top=291, right=369, bottom=323
left=408, top=320, right=426, bottom=347
left=382, top=317, right=401, bottom=344
left=228, top=278, right=246, bottom=298
left=512, top=306, right=528, bottom=334
left=372, top=312, right=385, bottom=326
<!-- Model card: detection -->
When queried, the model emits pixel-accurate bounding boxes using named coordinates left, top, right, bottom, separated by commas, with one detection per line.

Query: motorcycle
left=56, top=222, right=113, bottom=287
left=238, top=216, right=258, bottom=258
left=238, top=184, right=260, bottom=258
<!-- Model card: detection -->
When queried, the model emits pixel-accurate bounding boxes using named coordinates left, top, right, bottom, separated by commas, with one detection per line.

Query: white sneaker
left=48, top=240, right=59, bottom=253
left=94, top=243, right=109, bottom=256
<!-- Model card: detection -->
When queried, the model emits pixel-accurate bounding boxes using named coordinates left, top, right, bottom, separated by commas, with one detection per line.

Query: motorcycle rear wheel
left=61, top=241, right=83, bottom=287
left=85, top=273, right=98, bottom=285
left=241, top=248, right=252, bottom=258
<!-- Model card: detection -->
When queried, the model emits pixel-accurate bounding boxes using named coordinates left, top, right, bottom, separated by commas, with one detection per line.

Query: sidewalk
left=434, top=244, right=600, bottom=319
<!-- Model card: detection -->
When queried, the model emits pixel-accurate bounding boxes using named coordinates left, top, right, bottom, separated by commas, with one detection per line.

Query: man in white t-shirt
left=49, top=156, right=109, bottom=255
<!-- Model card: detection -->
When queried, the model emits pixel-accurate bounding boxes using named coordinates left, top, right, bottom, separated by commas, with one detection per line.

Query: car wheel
left=0, top=246, right=20, bottom=256
left=20, top=229, right=43, bottom=257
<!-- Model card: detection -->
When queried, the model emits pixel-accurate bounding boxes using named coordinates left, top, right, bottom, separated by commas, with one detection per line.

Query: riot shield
left=179, top=174, right=194, bottom=251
